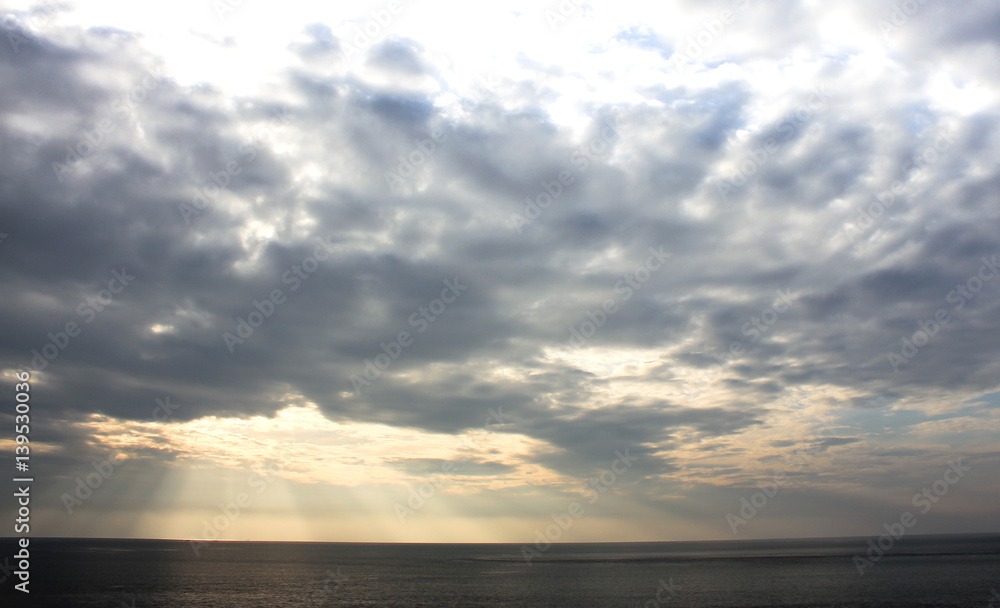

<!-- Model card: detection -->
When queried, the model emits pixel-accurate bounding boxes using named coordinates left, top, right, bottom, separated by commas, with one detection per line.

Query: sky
left=0, top=0, right=998, bottom=543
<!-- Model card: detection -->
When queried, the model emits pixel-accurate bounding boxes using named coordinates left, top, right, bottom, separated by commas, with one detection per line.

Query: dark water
left=2, top=534, right=998, bottom=607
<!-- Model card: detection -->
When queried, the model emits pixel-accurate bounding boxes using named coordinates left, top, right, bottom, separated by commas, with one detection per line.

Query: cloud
left=2, top=0, right=1000, bottom=540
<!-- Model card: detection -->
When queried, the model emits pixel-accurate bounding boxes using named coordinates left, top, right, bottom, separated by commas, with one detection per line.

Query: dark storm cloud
left=1, top=1, right=999, bottom=504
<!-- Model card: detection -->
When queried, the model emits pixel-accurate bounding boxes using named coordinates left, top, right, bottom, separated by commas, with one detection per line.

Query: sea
left=2, top=534, right=998, bottom=607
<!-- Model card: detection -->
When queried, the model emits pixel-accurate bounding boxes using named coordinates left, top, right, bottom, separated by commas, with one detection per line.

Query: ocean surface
left=2, top=534, right=998, bottom=607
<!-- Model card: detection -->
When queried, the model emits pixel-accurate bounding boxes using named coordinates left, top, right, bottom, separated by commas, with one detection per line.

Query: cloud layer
left=1, top=0, right=999, bottom=541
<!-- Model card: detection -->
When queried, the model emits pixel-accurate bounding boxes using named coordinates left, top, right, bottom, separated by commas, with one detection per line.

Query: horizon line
left=5, top=531, right=999, bottom=544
